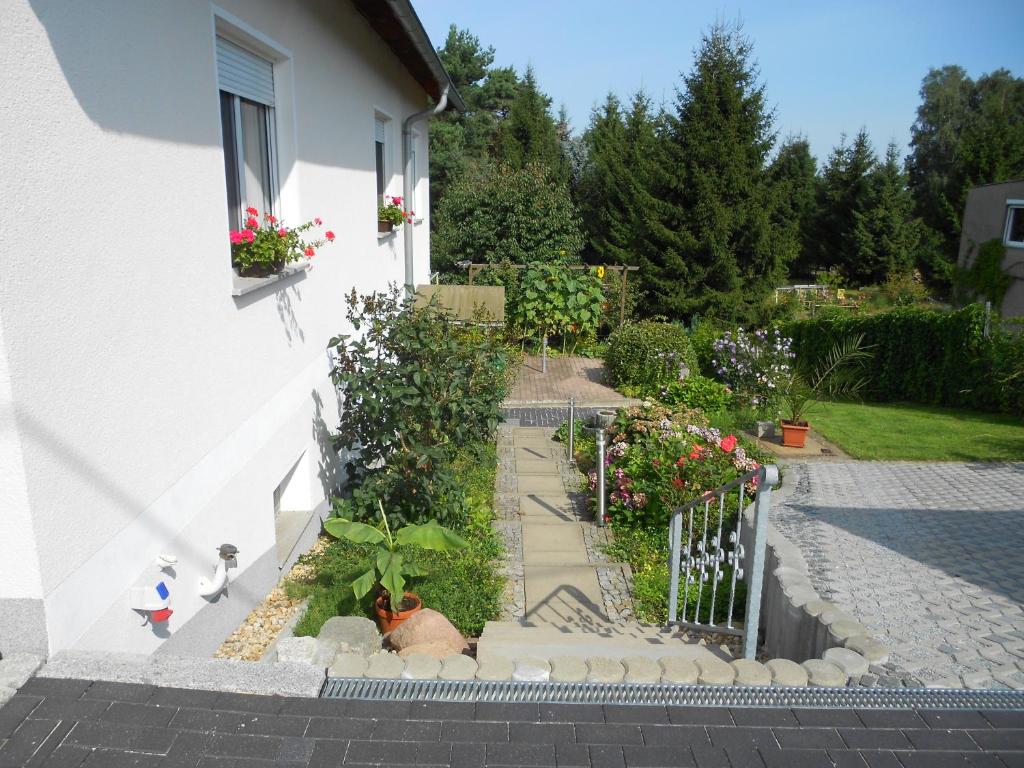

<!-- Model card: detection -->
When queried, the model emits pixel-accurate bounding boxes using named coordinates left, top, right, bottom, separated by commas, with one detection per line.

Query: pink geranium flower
left=245, top=206, right=259, bottom=217
left=325, top=231, right=335, bottom=242
left=229, top=230, right=243, bottom=245
left=278, top=228, right=288, bottom=238
left=245, top=216, right=259, bottom=229
left=304, top=246, right=315, bottom=257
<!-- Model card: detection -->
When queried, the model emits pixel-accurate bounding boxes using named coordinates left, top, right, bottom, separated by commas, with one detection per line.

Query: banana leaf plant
left=323, top=500, right=469, bottom=609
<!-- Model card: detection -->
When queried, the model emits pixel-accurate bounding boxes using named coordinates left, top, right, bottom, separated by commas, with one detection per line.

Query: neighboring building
left=958, top=180, right=1024, bottom=317
left=0, top=0, right=461, bottom=656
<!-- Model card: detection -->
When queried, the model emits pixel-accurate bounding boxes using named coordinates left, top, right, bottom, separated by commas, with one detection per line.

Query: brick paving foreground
left=1, top=677, right=1023, bottom=767
left=774, top=462, right=1024, bottom=689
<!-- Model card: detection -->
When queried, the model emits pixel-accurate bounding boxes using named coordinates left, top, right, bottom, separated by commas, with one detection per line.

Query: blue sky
left=416, top=1, right=1024, bottom=163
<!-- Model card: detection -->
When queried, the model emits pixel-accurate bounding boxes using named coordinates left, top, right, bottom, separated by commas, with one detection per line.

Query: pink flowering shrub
left=587, top=403, right=766, bottom=529
left=230, top=207, right=334, bottom=276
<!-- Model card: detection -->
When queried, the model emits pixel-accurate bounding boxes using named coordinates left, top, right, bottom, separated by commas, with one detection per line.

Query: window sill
left=1005, top=241, right=1024, bottom=250
left=377, top=230, right=398, bottom=242
left=231, top=261, right=310, bottom=297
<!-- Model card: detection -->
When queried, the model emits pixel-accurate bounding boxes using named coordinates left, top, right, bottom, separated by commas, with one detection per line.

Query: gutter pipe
left=402, top=86, right=449, bottom=294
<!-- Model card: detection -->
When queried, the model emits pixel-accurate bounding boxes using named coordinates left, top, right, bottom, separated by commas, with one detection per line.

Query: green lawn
left=809, top=401, right=1024, bottom=461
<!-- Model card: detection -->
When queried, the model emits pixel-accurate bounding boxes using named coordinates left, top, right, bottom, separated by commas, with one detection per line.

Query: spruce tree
left=495, top=66, right=565, bottom=181
left=768, top=137, right=819, bottom=279
left=641, top=22, right=791, bottom=321
left=816, top=129, right=877, bottom=281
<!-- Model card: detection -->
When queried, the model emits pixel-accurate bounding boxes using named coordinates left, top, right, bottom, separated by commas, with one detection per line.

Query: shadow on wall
left=311, top=388, right=344, bottom=503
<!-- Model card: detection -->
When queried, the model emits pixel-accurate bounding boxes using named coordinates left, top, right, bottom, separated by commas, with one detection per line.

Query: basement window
left=1005, top=203, right=1024, bottom=248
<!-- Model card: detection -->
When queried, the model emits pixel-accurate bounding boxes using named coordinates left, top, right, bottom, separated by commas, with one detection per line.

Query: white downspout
left=402, top=86, right=449, bottom=295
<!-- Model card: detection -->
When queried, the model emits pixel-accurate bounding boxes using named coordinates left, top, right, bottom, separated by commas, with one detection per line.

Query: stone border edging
left=743, top=463, right=892, bottom=688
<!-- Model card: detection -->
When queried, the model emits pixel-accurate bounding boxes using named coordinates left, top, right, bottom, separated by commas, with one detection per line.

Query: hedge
left=783, top=304, right=1024, bottom=416
left=604, top=321, right=700, bottom=391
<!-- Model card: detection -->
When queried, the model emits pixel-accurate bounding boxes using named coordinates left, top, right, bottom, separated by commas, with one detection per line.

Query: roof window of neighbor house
left=216, top=36, right=279, bottom=232
left=1005, top=202, right=1024, bottom=248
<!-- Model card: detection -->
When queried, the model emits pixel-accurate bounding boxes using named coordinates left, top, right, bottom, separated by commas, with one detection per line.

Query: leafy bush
left=784, top=304, right=1024, bottom=416
left=955, top=239, right=1013, bottom=311
left=289, top=444, right=504, bottom=637
left=330, top=287, right=510, bottom=526
left=433, top=163, right=585, bottom=273
left=604, top=321, right=699, bottom=391
left=510, top=262, right=604, bottom=348
left=688, top=321, right=726, bottom=376
left=659, top=375, right=733, bottom=415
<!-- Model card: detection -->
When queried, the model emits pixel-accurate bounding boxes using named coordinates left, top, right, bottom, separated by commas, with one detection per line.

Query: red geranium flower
left=304, top=246, right=315, bottom=257
left=267, top=214, right=277, bottom=224
left=229, top=230, right=243, bottom=245
left=720, top=435, right=737, bottom=453
left=245, top=216, right=259, bottom=229
left=245, top=206, right=259, bottom=217
left=278, top=228, right=288, bottom=238
left=671, top=477, right=684, bottom=489
left=325, top=231, right=335, bottom=241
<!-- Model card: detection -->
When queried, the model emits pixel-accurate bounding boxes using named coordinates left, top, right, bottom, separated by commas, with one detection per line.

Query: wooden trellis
left=465, top=263, right=639, bottom=327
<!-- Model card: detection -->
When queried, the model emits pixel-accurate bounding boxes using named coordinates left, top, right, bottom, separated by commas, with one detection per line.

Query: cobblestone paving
left=774, top=461, right=1024, bottom=689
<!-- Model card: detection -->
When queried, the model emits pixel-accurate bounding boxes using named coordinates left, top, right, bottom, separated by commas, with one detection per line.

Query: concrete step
left=514, top=476, right=566, bottom=495
left=515, top=459, right=561, bottom=476
left=516, top=495, right=581, bottom=528
left=477, top=621, right=732, bottom=664
left=514, top=446, right=556, bottom=461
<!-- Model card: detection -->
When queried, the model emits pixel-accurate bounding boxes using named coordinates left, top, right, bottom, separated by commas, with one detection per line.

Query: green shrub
left=955, top=239, right=1013, bottom=311
left=660, top=375, right=733, bottom=414
left=433, top=163, right=585, bottom=273
left=688, top=321, right=724, bottom=377
left=330, top=287, right=510, bottom=527
left=784, top=304, right=1024, bottom=416
left=604, top=321, right=699, bottom=391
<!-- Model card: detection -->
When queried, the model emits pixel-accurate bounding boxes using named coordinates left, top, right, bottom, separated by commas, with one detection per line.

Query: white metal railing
left=667, top=464, right=779, bottom=660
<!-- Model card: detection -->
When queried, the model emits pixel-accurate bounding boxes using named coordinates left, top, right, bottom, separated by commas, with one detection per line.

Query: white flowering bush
left=711, top=328, right=795, bottom=416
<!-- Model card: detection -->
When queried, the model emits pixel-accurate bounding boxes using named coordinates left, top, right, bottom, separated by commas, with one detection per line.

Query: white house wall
left=0, top=0, right=433, bottom=654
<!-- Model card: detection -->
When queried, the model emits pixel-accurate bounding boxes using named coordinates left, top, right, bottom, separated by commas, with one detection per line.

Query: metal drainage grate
left=321, top=677, right=1024, bottom=711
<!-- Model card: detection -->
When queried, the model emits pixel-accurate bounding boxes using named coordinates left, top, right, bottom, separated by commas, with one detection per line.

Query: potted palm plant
left=323, top=500, right=468, bottom=632
left=780, top=334, right=870, bottom=448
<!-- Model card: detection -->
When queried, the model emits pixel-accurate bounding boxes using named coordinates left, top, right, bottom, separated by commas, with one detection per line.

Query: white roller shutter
left=216, top=36, right=275, bottom=106
left=375, top=117, right=387, bottom=143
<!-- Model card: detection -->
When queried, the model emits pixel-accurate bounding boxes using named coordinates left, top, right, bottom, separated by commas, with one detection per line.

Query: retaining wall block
left=586, top=657, right=625, bottom=683
left=549, top=656, right=588, bottom=683
left=696, top=657, right=736, bottom=685
left=439, top=654, right=478, bottom=681
left=659, top=657, right=698, bottom=684
left=401, top=653, right=441, bottom=680
left=844, top=636, right=891, bottom=665
left=802, top=659, right=847, bottom=688
left=365, top=652, right=405, bottom=679
left=622, top=656, right=661, bottom=684
left=765, top=658, right=809, bottom=687
left=512, top=657, right=551, bottom=682
left=730, top=659, right=771, bottom=686
left=822, top=647, right=870, bottom=678
left=475, top=658, right=514, bottom=681
left=327, top=652, right=368, bottom=678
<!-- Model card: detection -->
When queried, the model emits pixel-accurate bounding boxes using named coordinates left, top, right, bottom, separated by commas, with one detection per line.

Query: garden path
left=504, top=355, right=638, bottom=407
left=773, top=460, right=1024, bottom=689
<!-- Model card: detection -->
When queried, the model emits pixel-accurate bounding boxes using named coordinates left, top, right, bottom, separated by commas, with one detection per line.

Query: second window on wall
left=374, top=115, right=389, bottom=204
left=217, top=36, right=279, bottom=231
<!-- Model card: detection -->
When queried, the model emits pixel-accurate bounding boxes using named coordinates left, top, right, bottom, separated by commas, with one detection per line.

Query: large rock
left=397, top=641, right=465, bottom=660
left=388, top=609, right=467, bottom=657
left=317, top=617, right=381, bottom=657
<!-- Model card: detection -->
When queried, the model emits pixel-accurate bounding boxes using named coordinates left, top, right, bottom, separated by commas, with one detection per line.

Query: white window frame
left=222, top=90, right=279, bottom=223
left=1004, top=200, right=1024, bottom=249
left=374, top=110, right=394, bottom=203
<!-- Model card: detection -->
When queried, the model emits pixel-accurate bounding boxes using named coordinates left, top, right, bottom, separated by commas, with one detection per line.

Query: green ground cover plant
left=288, top=443, right=505, bottom=637
left=810, top=401, right=1024, bottom=461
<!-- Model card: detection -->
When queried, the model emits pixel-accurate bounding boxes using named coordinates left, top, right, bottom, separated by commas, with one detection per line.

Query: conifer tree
left=768, top=137, right=819, bottom=278
left=495, top=66, right=565, bottom=181
left=641, top=22, right=792, bottom=320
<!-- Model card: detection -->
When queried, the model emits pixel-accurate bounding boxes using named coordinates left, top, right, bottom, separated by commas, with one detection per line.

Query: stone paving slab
left=523, top=565, right=608, bottom=629
left=773, top=461, right=1024, bottom=689
left=504, top=356, right=634, bottom=406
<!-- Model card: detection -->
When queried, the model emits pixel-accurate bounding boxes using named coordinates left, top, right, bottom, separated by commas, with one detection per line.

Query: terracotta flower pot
left=780, top=419, right=810, bottom=448
left=377, top=219, right=394, bottom=233
left=374, top=592, right=421, bottom=633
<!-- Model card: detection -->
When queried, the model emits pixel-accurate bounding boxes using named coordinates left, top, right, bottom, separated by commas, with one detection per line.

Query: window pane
left=219, top=91, right=240, bottom=230
left=375, top=140, right=385, bottom=201
left=1009, top=207, right=1024, bottom=244
left=240, top=98, right=272, bottom=216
